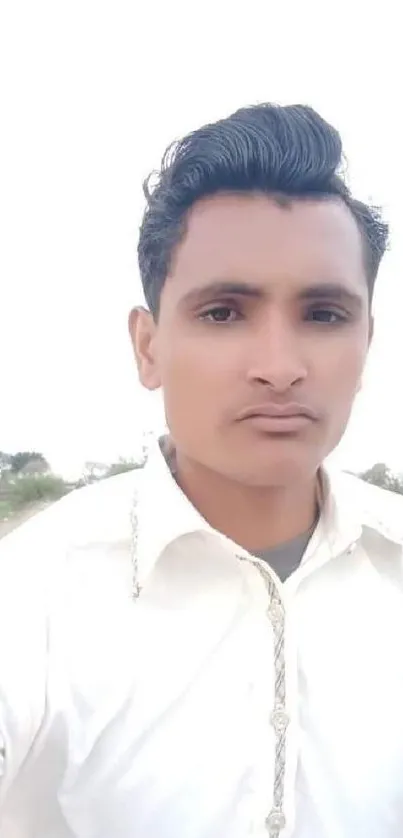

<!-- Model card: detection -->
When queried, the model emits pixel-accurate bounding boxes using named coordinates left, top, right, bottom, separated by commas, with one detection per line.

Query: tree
left=360, top=462, right=403, bottom=495
left=360, top=463, right=389, bottom=488
left=0, top=452, right=11, bottom=475
left=386, top=473, right=403, bottom=495
left=9, top=451, right=48, bottom=474
left=82, top=461, right=110, bottom=484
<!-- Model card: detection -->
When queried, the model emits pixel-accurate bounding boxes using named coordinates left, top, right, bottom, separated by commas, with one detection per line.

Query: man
left=0, top=104, right=402, bottom=838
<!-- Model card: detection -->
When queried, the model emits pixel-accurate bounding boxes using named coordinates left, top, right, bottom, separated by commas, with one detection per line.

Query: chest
left=19, top=552, right=403, bottom=838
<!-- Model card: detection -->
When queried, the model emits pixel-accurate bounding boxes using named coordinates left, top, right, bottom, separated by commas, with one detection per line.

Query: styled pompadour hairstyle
left=138, top=103, right=388, bottom=316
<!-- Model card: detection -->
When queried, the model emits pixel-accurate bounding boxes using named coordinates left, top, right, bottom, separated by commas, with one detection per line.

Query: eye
left=199, top=306, right=241, bottom=323
left=308, top=307, right=348, bottom=324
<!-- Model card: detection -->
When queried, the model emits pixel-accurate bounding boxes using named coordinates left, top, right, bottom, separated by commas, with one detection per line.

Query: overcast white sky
left=0, top=1, right=402, bottom=477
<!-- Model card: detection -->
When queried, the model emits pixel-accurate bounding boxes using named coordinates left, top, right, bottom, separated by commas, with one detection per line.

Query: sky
left=0, top=0, right=402, bottom=478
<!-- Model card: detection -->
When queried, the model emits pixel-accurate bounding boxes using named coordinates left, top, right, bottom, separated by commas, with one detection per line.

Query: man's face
left=132, top=194, right=372, bottom=486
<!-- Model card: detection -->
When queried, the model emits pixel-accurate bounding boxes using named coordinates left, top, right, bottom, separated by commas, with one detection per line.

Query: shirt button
left=266, top=809, right=286, bottom=834
left=270, top=706, right=289, bottom=733
left=132, top=581, right=142, bottom=598
left=268, top=602, right=283, bottom=624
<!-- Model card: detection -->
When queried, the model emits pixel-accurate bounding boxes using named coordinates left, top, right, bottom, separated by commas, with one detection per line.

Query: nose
left=246, top=318, right=308, bottom=393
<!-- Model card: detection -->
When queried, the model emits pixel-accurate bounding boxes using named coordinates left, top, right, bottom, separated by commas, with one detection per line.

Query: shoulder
left=336, top=470, right=403, bottom=545
left=0, top=469, right=143, bottom=783
left=0, top=468, right=142, bottom=685
left=0, top=467, right=143, bottom=577
left=0, top=465, right=140, bottom=788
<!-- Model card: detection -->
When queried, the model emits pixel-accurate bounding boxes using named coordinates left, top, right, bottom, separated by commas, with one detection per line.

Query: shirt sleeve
left=0, top=739, right=5, bottom=780
left=0, top=512, right=54, bottom=804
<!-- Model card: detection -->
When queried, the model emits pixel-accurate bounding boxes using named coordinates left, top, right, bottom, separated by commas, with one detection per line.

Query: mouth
left=237, top=403, right=318, bottom=434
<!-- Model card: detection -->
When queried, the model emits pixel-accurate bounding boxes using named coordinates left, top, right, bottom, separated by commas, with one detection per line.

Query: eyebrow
left=298, top=283, right=365, bottom=309
left=180, top=281, right=264, bottom=307
left=180, top=280, right=365, bottom=309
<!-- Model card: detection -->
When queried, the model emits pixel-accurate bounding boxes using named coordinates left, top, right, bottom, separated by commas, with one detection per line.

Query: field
left=0, top=473, right=68, bottom=539
left=0, top=500, right=54, bottom=539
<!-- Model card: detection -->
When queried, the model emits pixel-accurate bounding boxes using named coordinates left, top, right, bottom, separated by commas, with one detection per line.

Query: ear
left=356, top=315, right=374, bottom=395
left=128, top=307, right=161, bottom=391
left=368, top=314, right=374, bottom=347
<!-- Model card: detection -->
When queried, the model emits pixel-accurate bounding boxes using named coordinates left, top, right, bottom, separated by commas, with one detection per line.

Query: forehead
left=166, top=193, right=367, bottom=296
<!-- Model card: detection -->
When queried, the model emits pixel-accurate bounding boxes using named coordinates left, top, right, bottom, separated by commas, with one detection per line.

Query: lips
left=238, top=403, right=318, bottom=421
left=237, top=402, right=318, bottom=433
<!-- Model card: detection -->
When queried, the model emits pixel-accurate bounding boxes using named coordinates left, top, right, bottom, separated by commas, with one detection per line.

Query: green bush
left=105, top=460, right=142, bottom=478
left=9, top=474, right=69, bottom=506
left=360, top=463, right=403, bottom=494
left=0, top=499, right=13, bottom=521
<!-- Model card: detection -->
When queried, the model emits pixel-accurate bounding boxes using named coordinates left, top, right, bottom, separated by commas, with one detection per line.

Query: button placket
left=239, top=556, right=288, bottom=836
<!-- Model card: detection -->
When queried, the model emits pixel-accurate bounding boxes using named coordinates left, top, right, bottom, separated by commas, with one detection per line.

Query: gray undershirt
left=161, top=435, right=316, bottom=583
left=254, top=528, right=314, bottom=582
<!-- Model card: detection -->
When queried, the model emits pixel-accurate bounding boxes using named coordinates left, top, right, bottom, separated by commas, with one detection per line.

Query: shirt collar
left=135, top=438, right=213, bottom=589
left=134, top=438, right=403, bottom=591
left=302, top=465, right=403, bottom=572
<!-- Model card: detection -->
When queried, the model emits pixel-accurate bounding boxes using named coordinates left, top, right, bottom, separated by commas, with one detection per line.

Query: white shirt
left=0, top=441, right=403, bottom=838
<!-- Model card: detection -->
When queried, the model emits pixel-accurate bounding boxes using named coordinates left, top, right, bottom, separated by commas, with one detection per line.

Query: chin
left=224, top=448, right=321, bottom=488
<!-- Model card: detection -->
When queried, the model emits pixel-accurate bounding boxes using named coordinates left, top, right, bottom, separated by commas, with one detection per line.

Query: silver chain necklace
left=130, top=498, right=141, bottom=599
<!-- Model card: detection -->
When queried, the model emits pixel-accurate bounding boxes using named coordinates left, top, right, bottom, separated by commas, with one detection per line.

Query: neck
left=173, top=451, right=319, bottom=553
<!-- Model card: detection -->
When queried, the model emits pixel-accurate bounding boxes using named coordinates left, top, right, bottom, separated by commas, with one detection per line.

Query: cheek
left=158, top=330, right=239, bottom=391
left=157, top=336, right=232, bottom=431
left=318, top=336, right=368, bottom=417
left=308, top=337, right=368, bottom=457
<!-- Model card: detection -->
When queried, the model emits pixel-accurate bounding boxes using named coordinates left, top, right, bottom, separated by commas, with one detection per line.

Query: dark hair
left=138, top=103, right=388, bottom=316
